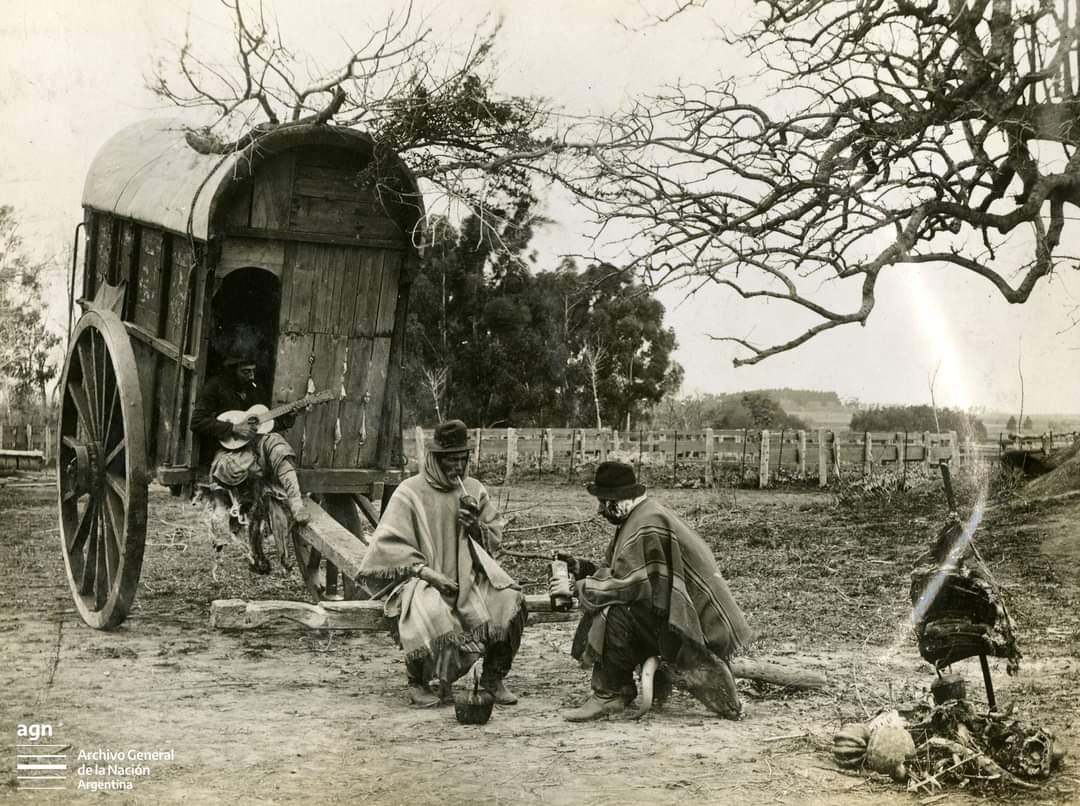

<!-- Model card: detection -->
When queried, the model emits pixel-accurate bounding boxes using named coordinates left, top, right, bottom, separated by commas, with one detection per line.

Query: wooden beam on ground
left=211, top=598, right=389, bottom=630
left=210, top=593, right=575, bottom=632
left=295, top=497, right=368, bottom=580
left=208, top=598, right=827, bottom=689
left=728, top=658, right=828, bottom=690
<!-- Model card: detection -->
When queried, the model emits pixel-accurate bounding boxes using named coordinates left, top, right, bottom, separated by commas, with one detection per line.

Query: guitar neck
left=260, top=393, right=334, bottom=422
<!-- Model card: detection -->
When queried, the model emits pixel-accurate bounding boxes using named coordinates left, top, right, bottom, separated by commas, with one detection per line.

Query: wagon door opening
left=207, top=266, right=282, bottom=393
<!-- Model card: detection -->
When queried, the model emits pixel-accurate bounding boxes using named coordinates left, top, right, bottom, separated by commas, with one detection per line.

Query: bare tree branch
left=582, top=0, right=1080, bottom=365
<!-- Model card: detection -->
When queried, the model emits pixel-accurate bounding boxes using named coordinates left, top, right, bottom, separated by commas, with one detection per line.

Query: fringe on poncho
left=358, top=460, right=523, bottom=682
left=575, top=497, right=753, bottom=666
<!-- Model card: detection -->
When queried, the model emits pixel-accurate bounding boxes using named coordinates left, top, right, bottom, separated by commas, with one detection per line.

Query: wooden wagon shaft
left=293, top=498, right=368, bottom=581
left=209, top=597, right=828, bottom=690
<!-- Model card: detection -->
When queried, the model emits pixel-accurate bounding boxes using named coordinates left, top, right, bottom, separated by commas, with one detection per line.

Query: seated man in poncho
left=561, top=461, right=754, bottom=722
left=359, top=420, right=526, bottom=707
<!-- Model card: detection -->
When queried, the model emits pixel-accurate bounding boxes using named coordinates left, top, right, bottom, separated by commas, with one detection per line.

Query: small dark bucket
left=454, top=689, right=494, bottom=725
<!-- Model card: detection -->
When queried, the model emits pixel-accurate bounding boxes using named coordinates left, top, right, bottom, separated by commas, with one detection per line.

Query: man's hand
left=419, top=566, right=459, bottom=597
left=556, top=552, right=598, bottom=580
left=231, top=417, right=257, bottom=439
left=458, top=504, right=481, bottom=534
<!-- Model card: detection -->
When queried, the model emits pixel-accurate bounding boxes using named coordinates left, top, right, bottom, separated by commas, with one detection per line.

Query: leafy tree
left=564, top=263, right=683, bottom=430
left=1006, top=415, right=1018, bottom=432
left=738, top=392, right=807, bottom=431
left=0, top=205, right=60, bottom=411
left=402, top=224, right=682, bottom=427
left=583, top=0, right=1080, bottom=364
left=1023, top=415, right=1034, bottom=432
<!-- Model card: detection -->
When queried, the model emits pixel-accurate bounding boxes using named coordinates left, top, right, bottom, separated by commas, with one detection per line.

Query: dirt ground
left=1, top=471, right=1078, bottom=805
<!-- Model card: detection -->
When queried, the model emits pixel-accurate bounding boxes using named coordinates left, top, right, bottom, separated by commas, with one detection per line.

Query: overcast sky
left=4, top=0, right=1079, bottom=414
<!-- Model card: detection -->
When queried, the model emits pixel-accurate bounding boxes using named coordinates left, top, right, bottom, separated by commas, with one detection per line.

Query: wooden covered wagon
left=57, top=118, right=423, bottom=629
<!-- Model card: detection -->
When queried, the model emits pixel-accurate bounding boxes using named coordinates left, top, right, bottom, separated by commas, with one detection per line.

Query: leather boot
left=562, top=691, right=627, bottom=722
left=408, top=684, right=440, bottom=708
left=278, top=465, right=310, bottom=524
left=485, top=679, right=519, bottom=705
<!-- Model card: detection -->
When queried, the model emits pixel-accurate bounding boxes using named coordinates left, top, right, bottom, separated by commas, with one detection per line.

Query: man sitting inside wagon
left=190, top=348, right=309, bottom=574
left=358, top=420, right=525, bottom=708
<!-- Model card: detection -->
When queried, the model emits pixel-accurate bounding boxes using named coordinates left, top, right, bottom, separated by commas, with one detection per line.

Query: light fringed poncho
left=359, top=455, right=523, bottom=680
left=576, top=497, right=753, bottom=665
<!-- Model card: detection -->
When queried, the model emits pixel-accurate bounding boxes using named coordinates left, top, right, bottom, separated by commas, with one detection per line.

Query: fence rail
left=405, top=426, right=1004, bottom=487
left=0, top=415, right=1039, bottom=488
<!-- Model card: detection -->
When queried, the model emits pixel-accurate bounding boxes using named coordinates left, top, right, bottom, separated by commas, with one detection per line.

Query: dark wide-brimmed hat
left=587, top=461, right=646, bottom=500
left=428, top=419, right=474, bottom=454
left=223, top=348, right=257, bottom=367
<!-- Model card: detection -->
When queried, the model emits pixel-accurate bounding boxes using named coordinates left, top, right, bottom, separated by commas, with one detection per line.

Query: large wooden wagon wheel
left=57, top=310, right=148, bottom=629
left=292, top=493, right=376, bottom=602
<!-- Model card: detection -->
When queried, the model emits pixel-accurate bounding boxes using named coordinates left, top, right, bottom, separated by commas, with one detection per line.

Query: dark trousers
left=405, top=606, right=526, bottom=687
left=573, top=603, right=682, bottom=697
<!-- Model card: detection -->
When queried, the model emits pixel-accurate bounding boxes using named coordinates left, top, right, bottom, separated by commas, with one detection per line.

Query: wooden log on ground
left=211, top=598, right=389, bottom=630
left=210, top=593, right=576, bottom=631
left=209, top=599, right=827, bottom=689
left=728, top=657, right=828, bottom=690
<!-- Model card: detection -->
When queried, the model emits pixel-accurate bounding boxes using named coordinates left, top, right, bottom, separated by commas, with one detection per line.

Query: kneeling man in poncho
left=562, top=461, right=754, bottom=722
left=359, top=420, right=525, bottom=707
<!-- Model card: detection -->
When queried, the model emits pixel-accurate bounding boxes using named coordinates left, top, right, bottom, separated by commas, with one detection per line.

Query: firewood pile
left=832, top=701, right=1065, bottom=792
left=905, top=699, right=1063, bottom=792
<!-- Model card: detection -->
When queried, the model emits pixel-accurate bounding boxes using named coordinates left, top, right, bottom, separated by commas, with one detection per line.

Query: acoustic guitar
left=217, top=390, right=339, bottom=449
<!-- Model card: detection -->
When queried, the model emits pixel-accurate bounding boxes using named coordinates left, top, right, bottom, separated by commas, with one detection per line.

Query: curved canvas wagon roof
left=82, top=118, right=423, bottom=241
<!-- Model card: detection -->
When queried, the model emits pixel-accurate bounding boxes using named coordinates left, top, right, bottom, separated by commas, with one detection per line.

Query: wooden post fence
left=798, top=430, right=807, bottom=478
left=705, top=427, right=715, bottom=486
left=759, top=429, right=770, bottom=488
left=505, top=427, right=517, bottom=481
left=817, top=429, right=828, bottom=487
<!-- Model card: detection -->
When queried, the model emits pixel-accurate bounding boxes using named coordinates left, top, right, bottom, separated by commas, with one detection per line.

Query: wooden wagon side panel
left=132, top=228, right=164, bottom=333
left=368, top=249, right=401, bottom=467
left=334, top=248, right=399, bottom=469
left=90, top=214, right=114, bottom=300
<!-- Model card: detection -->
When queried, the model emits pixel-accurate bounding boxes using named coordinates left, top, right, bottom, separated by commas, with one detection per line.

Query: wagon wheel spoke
left=79, top=509, right=99, bottom=595
left=66, top=381, right=97, bottom=442
left=95, top=331, right=109, bottom=439
left=101, top=364, right=120, bottom=450
left=104, top=439, right=126, bottom=469
left=94, top=506, right=109, bottom=609
left=77, top=340, right=99, bottom=437
left=68, top=501, right=95, bottom=553
left=105, top=471, right=126, bottom=502
left=102, top=487, right=124, bottom=584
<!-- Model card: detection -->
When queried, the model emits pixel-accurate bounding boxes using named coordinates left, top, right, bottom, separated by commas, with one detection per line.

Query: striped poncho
left=576, top=497, right=753, bottom=665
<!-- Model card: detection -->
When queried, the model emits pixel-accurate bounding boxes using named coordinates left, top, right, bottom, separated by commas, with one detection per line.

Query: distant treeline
left=849, top=405, right=987, bottom=440
left=649, top=391, right=813, bottom=431
left=649, top=391, right=988, bottom=440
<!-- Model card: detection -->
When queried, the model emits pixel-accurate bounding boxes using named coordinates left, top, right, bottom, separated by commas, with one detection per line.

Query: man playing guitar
left=191, top=348, right=310, bottom=573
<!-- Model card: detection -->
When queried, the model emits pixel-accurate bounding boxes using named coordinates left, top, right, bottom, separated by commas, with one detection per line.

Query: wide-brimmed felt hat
left=428, top=419, right=474, bottom=454
left=224, top=348, right=257, bottom=367
left=587, top=461, right=645, bottom=500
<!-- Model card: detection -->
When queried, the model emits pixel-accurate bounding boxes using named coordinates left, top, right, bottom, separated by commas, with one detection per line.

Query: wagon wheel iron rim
left=57, top=310, right=148, bottom=630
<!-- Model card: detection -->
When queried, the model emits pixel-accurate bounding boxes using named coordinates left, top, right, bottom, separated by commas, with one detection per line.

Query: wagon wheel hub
left=63, top=440, right=101, bottom=499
